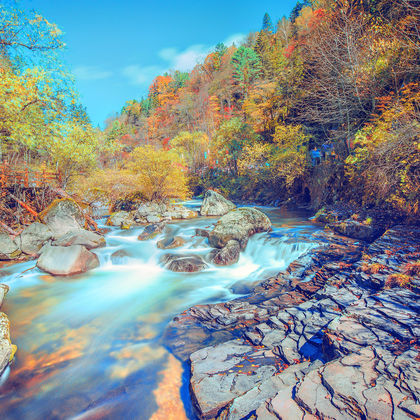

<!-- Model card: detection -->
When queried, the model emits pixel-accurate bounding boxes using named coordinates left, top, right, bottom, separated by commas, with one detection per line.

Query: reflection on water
left=0, top=201, right=320, bottom=419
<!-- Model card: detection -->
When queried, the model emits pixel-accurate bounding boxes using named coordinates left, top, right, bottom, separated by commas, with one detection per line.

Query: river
left=0, top=201, right=320, bottom=419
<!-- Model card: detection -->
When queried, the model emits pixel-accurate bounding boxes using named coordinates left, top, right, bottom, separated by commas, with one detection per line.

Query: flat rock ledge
left=164, top=225, right=420, bottom=419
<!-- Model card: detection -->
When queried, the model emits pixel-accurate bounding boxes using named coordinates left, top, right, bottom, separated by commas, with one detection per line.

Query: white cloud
left=158, top=47, right=178, bottom=61
left=223, top=33, right=246, bottom=47
left=73, top=65, right=112, bottom=81
left=122, top=64, right=163, bottom=86
left=158, top=44, right=210, bottom=72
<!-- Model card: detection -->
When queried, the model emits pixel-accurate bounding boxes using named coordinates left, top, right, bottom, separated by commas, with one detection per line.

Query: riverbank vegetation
left=1, top=0, right=419, bottom=230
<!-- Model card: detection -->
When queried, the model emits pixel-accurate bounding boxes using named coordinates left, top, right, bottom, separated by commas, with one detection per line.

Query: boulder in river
left=0, top=312, right=16, bottom=376
left=162, top=254, right=207, bottom=272
left=0, top=229, right=21, bottom=260
left=106, top=211, right=135, bottom=229
left=157, top=236, right=185, bottom=250
left=37, top=244, right=99, bottom=276
left=208, top=207, right=271, bottom=249
left=138, top=223, right=166, bottom=241
left=211, top=239, right=240, bottom=266
left=200, top=190, right=235, bottom=216
left=40, top=198, right=85, bottom=238
left=16, top=222, right=53, bottom=256
left=53, top=229, right=106, bottom=250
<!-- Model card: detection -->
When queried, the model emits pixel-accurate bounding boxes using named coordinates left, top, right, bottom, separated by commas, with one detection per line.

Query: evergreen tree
left=262, top=12, right=274, bottom=33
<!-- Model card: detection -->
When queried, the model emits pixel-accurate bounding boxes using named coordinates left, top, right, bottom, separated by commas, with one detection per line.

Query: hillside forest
left=1, top=0, right=419, bottom=229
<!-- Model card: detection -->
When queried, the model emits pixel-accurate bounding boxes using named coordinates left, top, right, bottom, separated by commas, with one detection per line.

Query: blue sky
left=21, top=0, right=298, bottom=126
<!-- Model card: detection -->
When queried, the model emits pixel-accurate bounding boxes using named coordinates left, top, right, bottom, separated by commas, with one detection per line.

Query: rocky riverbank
left=164, top=221, right=420, bottom=419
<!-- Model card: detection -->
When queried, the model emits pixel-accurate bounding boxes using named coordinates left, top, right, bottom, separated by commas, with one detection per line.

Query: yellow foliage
left=76, top=146, right=190, bottom=205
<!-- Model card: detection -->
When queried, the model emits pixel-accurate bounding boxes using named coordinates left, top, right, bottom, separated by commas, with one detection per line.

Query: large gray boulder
left=53, top=229, right=106, bottom=250
left=208, top=207, right=271, bottom=249
left=0, top=230, right=21, bottom=260
left=200, top=190, right=235, bottom=216
left=162, top=254, right=207, bottom=272
left=16, top=222, right=53, bottom=256
left=37, top=244, right=99, bottom=276
left=40, top=199, right=84, bottom=238
left=0, top=312, right=15, bottom=375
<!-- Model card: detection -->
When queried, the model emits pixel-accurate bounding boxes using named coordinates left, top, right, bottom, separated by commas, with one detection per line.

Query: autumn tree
left=171, top=131, right=209, bottom=172
left=213, top=117, right=259, bottom=175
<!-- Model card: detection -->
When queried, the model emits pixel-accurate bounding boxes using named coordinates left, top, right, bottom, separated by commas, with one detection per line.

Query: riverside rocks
left=200, top=190, right=235, bottom=216
left=107, top=202, right=198, bottom=228
left=40, top=198, right=85, bottom=237
left=52, top=229, right=105, bottom=250
left=37, top=244, right=99, bottom=276
left=15, top=223, right=53, bottom=256
left=208, top=207, right=272, bottom=249
left=164, top=224, right=420, bottom=419
left=134, top=202, right=197, bottom=224
left=106, top=211, right=134, bottom=229
left=0, top=229, right=21, bottom=260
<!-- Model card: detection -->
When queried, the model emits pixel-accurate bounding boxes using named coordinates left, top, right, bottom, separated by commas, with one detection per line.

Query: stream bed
left=0, top=202, right=320, bottom=419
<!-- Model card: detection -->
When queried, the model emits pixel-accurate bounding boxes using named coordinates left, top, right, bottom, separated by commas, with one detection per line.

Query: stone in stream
left=200, top=190, right=235, bottom=216
left=106, top=211, right=135, bottom=229
left=0, top=229, right=21, bottom=260
left=208, top=207, right=272, bottom=249
left=210, top=240, right=240, bottom=266
left=37, top=244, right=99, bottom=276
left=157, top=236, right=185, bottom=249
left=162, top=254, right=207, bottom=272
left=138, top=223, right=166, bottom=241
left=53, top=229, right=106, bottom=250
left=110, top=249, right=131, bottom=265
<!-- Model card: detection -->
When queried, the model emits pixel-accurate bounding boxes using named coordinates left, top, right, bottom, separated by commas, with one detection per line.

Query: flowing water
left=0, top=202, right=320, bottom=420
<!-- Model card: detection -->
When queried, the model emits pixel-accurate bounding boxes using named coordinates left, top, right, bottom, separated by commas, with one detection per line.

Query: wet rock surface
left=157, top=236, right=185, bottom=249
left=138, top=223, right=166, bottom=241
left=164, top=224, right=420, bottom=419
left=211, top=240, right=241, bottom=266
